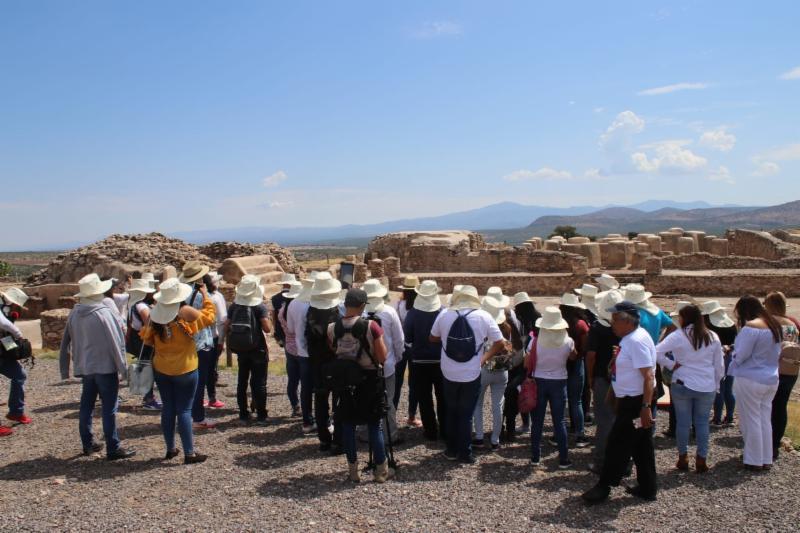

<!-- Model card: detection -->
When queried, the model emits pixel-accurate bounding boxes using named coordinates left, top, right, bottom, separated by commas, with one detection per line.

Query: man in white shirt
left=583, top=301, right=658, bottom=504
left=285, top=279, right=315, bottom=432
left=430, top=286, right=505, bottom=464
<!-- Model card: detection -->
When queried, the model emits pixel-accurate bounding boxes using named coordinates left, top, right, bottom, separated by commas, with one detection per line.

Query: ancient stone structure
left=40, top=308, right=70, bottom=351
left=383, top=257, right=401, bottom=278
left=198, top=241, right=303, bottom=276
left=368, top=259, right=385, bottom=278
left=354, top=263, right=369, bottom=283
left=218, top=255, right=285, bottom=286
left=727, top=229, right=800, bottom=260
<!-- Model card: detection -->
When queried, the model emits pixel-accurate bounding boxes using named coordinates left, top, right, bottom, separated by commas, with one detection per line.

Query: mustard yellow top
left=140, top=297, right=216, bottom=376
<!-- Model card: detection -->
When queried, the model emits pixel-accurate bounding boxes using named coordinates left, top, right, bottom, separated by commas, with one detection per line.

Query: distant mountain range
left=172, top=200, right=748, bottom=245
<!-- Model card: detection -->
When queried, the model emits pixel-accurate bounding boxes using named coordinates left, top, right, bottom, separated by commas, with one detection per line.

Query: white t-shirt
left=612, top=327, right=657, bottom=397
left=431, top=308, right=503, bottom=383
left=533, top=337, right=574, bottom=380
left=210, top=291, right=228, bottom=339
left=285, top=299, right=311, bottom=358
left=129, top=301, right=150, bottom=331
left=656, top=326, right=725, bottom=393
left=370, top=305, right=405, bottom=378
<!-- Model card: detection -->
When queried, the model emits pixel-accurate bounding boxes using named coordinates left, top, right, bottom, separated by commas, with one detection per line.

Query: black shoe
left=471, top=438, right=485, bottom=448
left=165, top=448, right=180, bottom=460
left=459, top=455, right=476, bottom=465
left=581, top=484, right=611, bottom=505
left=184, top=452, right=208, bottom=465
left=558, top=460, right=573, bottom=469
left=83, top=442, right=104, bottom=455
left=625, top=485, right=656, bottom=501
left=329, top=444, right=344, bottom=456
left=253, top=418, right=269, bottom=427
left=575, top=435, right=591, bottom=448
left=319, top=442, right=332, bottom=452
left=107, top=448, right=136, bottom=461
left=490, top=443, right=500, bottom=452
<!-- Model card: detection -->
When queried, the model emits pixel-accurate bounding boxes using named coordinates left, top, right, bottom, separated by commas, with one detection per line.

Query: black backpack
left=323, top=318, right=374, bottom=392
left=444, top=310, right=480, bottom=363
left=306, top=307, right=340, bottom=361
left=227, top=304, right=261, bottom=353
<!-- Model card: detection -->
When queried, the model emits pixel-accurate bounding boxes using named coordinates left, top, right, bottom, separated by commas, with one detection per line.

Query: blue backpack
left=444, top=310, right=479, bottom=363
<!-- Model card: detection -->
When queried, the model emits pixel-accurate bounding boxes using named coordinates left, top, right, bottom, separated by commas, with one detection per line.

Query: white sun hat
left=398, top=275, right=421, bottom=291
left=0, top=287, right=29, bottom=308
left=485, top=286, right=510, bottom=308
left=512, top=292, right=532, bottom=307
left=535, top=306, right=569, bottom=330
left=413, top=280, right=442, bottom=312
left=234, top=274, right=265, bottom=306
left=450, top=285, right=482, bottom=311
left=574, top=284, right=599, bottom=298
left=595, top=273, right=620, bottom=291
left=280, top=273, right=297, bottom=284
left=127, top=278, right=156, bottom=305
left=559, top=292, right=587, bottom=310
left=670, top=300, right=693, bottom=318
left=75, top=273, right=113, bottom=299
left=296, top=279, right=314, bottom=303
left=150, top=278, right=193, bottom=324
left=623, top=283, right=660, bottom=315
left=362, top=279, right=388, bottom=300
left=310, top=272, right=342, bottom=310
left=595, top=290, right=624, bottom=326
left=481, top=296, right=507, bottom=325
left=141, top=272, right=159, bottom=289
left=701, top=300, right=734, bottom=328
left=284, top=280, right=302, bottom=299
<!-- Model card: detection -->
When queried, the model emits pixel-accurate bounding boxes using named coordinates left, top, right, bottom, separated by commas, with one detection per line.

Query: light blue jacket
left=59, top=303, right=127, bottom=379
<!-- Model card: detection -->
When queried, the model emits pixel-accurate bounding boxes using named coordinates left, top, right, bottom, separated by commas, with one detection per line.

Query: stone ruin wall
left=198, top=241, right=303, bottom=276
left=661, top=253, right=800, bottom=271
left=726, top=229, right=800, bottom=261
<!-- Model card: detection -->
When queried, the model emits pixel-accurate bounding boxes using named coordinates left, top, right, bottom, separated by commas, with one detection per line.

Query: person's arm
left=732, top=328, right=757, bottom=365
left=639, top=366, right=656, bottom=428
left=59, top=317, right=72, bottom=379
left=372, top=335, right=388, bottom=365
left=391, top=314, right=405, bottom=363
left=429, top=313, right=443, bottom=344
left=655, top=331, right=681, bottom=370
left=260, top=317, right=271, bottom=335
left=138, top=305, right=150, bottom=325
left=0, top=312, right=23, bottom=339
left=480, top=339, right=506, bottom=365
left=713, top=339, right=725, bottom=392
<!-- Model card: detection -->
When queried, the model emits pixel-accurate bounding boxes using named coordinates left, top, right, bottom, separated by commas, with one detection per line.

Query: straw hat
left=151, top=278, right=193, bottom=324
left=595, top=273, right=620, bottom=291
left=310, top=273, right=342, bottom=310
left=449, top=285, right=481, bottom=311
left=398, top=275, right=420, bottom=291
left=595, top=290, right=624, bottom=326
left=413, top=280, right=442, bottom=312
left=574, top=284, right=599, bottom=298
left=284, top=280, right=302, bottom=299
left=481, top=296, right=507, bottom=325
left=179, top=261, right=209, bottom=284
left=296, top=279, right=314, bottom=303
left=535, top=306, right=569, bottom=330
left=0, top=287, right=29, bottom=308
left=701, top=300, right=734, bottom=328
left=485, top=286, right=510, bottom=308
left=280, top=273, right=297, bottom=285
left=362, top=279, right=388, bottom=300
left=234, top=275, right=265, bottom=306
left=74, top=273, right=113, bottom=299
left=559, top=292, right=586, bottom=310
left=512, top=292, right=532, bottom=307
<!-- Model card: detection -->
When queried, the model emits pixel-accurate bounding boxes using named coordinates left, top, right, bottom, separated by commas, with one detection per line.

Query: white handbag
left=128, top=342, right=154, bottom=396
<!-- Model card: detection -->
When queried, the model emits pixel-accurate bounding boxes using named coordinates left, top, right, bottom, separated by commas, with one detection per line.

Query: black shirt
left=586, top=321, right=620, bottom=379
left=227, top=303, right=269, bottom=350
left=270, top=291, right=288, bottom=342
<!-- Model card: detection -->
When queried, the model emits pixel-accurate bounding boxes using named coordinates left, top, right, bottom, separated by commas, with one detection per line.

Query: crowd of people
left=1, top=264, right=799, bottom=500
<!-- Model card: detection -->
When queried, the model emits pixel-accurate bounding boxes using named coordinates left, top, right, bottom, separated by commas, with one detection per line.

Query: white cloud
left=637, top=82, right=709, bottom=96
left=752, top=161, right=780, bottom=177
left=698, top=128, right=736, bottom=152
left=779, top=66, right=800, bottom=80
left=583, top=168, right=608, bottom=180
left=503, top=168, right=573, bottom=182
left=258, top=200, right=295, bottom=209
left=760, top=143, right=800, bottom=161
left=631, top=141, right=708, bottom=174
left=707, top=166, right=734, bottom=184
left=599, top=110, right=645, bottom=149
left=263, top=170, right=287, bottom=187
left=593, top=107, right=605, bottom=113
left=411, top=21, right=462, bottom=39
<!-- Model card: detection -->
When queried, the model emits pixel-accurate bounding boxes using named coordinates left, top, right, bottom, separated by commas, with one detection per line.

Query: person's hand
left=612, top=345, right=620, bottom=357
left=198, top=284, right=208, bottom=298
left=640, top=406, right=654, bottom=429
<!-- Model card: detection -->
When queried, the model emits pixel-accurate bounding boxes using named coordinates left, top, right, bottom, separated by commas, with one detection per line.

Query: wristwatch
left=641, top=403, right=650, bottom=409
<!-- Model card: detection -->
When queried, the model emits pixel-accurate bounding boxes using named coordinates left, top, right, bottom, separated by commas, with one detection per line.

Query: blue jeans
left=394, top=349, right=418, bottom=417
left=713, top=376, right=735, bottom=423
left=286, top=353, right=313, bottom=424
left=566, top=359, right=585, bottom=437
left=155, top=370, right=198, bottom=455
left=192, top=348, right=215, bottom=422
left=671, top=382, right=715, bottom=457
left=443, top=376, right=481, bottom=460
left=342, top=421, right=386, bottom=465
left=0, top=358, right=26, bottom=416
left=79, top=373, right=121, bottom=455
left=531, top=378, right=569, bottom=463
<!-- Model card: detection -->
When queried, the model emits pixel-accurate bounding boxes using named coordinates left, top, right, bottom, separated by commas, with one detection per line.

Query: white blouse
left=656, top=326, right=725, bottom=393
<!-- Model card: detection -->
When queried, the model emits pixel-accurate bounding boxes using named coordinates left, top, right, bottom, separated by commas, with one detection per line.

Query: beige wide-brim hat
left=485, top=286, right=510, bottom=308
left=150, top=303, right=182, bottom=325
left=596, top=290, right=624, bottom=325
left=481, top=296, right=507, bottom=325
left=513, top=292, right=532, bottom=307
left=622, top=284, right=652, bottom=304
left=415, top=280, right=441, bottom=298
left=127, top=278, right=156, bottom=305
left=398, top=275, right=420, bottom=291
left=574, top=284, right=599, bottom=298
left=140, top=272, right=159, bottom=290
left=154, top=278, right=193, bottom=305
left=75, top=273, right=113, bottom=299
left=311, top=272, right=342, bottom=297
left=536, top=306, right=569, bottom=330
left=595, top=273, right=620, bottom=291
left=701, top=301, right=734, bottom=328
left=234, top=275, right=265, bottom=306
left=0, top=287, right=29, bottom=308
left=179, top=261, right=210, bottom=284
left=670, top=300, right=693, bottom=318
left=414, top=293, right=442, bottom=312
left=310, top=292, right=342, bottom=310
left=297, top=279, right=314, bottom=303
left=284, top=281, right=302, bottom=299
left=450, top=285, right=482, bottom=311
left=362, top=279, right=388, bottom=300
left=700, top=300, right=725, bottom=316
left=280, top=273, right=297, bottom=284
left=559, top=292, right=586, bottom=310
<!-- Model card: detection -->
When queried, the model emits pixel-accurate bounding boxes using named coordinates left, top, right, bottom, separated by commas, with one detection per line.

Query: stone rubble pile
left=198, top=241, right=304, bottom=276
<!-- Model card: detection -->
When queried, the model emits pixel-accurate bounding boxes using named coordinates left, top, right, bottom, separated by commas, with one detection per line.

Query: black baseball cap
left=344, top=288, right=368, bottom=308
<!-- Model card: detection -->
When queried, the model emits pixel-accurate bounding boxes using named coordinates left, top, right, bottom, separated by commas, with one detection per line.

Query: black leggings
left=772, top=373, right=798, bottom=453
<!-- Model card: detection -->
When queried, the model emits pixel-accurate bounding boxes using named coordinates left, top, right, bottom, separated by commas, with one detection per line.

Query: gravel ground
left=0, top=359, right=798, bottom=532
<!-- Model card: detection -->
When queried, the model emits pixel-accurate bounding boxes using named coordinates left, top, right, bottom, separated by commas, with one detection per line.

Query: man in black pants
left=583, top=301, right=658, bottom=504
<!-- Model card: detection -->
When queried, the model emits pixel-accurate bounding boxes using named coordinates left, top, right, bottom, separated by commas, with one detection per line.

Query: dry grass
left=787, top=401, right=800, bottom=450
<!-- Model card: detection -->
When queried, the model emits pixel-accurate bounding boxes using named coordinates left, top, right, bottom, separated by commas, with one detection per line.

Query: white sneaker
left=193, top=418, right=217, bottom=430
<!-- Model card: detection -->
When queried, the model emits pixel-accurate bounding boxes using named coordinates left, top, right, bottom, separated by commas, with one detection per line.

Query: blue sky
left=1, top=1, right=799, bottom=250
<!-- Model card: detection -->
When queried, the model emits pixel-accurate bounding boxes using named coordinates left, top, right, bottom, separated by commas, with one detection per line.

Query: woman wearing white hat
left=404, top=280, right=447, bottom=441
left=285, top=277, right=316, bottom=432
left=701, top=301, right=737, bottom=426
left=59, top=273, right=135, bottom=459
left=125, top=278, right=161, bottom=411
left=503, top=292, right=541, bottom=439
left=395, top=275, right=421, bottom=429
left=559, top=293, right=591, bottom=448
left=140, top=278, right=216, bottom=464
left=575, top=284, right=600, bottom=318
left=0, top=287, right=31, bottom=436
left=529, top=306, right=576, bottom=469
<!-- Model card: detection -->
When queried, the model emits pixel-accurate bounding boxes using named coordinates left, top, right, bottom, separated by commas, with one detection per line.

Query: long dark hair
left=734, top=295, right=782, bottom=343
left=559, top=305, right=587, bottom=328
left=402, top=289, right=417, bottom=311
left=515, top=301, right=541, bottom=335
left=678, top=304, right=713, bottom=350
left=203, top=274, right=217, bottom=294
left=280, top=297, right=295, bottom=322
